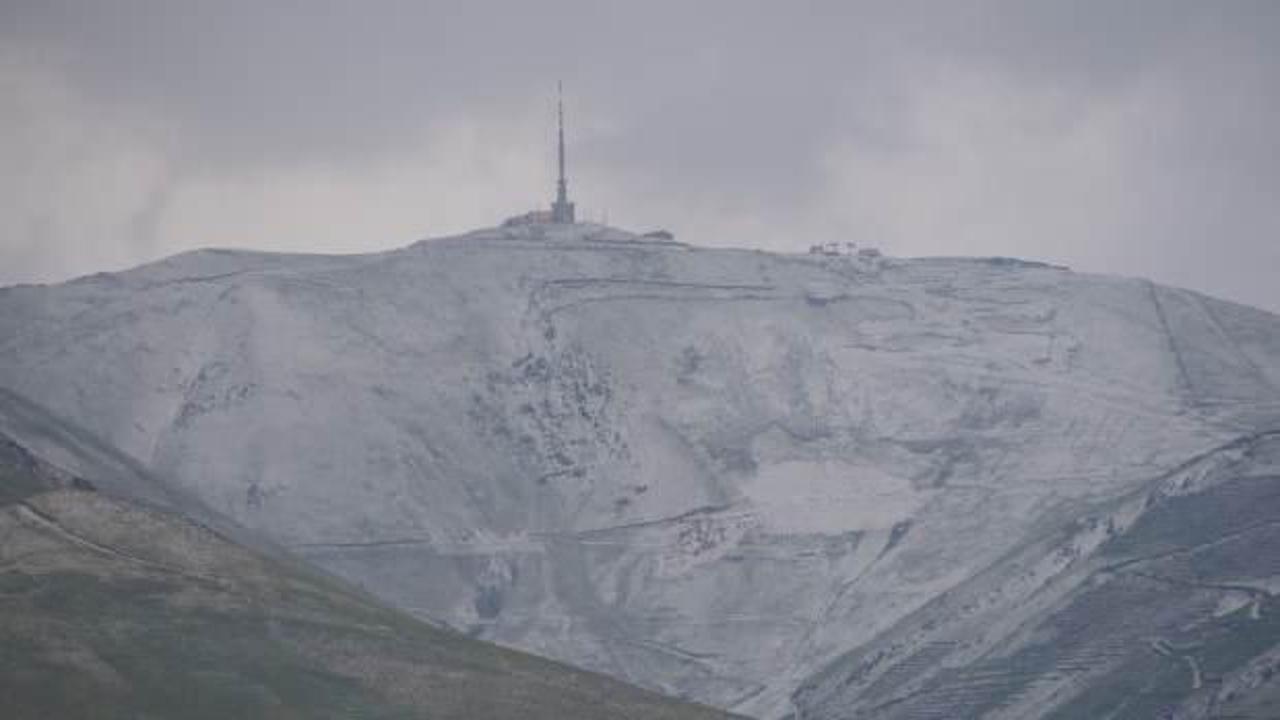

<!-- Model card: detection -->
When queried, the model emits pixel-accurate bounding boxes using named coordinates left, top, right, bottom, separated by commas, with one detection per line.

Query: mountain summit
left=3, top=224, right=1279, bottom=718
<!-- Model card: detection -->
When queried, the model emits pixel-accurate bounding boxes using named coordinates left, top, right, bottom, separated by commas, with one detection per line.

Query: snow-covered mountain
left=3, top=223, right=1279, bottom=718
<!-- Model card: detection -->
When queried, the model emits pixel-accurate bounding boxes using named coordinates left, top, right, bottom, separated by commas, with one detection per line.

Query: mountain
left=0, top=390, right=736, bottom=719
left=2, top=222, right=1279, bottom=718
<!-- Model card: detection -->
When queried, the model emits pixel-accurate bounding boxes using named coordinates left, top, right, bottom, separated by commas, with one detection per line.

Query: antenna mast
left=550, top=81, right=576, bottom=223
left=558, top=81, right=566, bottom=194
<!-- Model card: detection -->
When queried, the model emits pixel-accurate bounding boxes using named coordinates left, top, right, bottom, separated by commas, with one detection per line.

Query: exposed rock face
left=3, top=223, right=1280, bottom=717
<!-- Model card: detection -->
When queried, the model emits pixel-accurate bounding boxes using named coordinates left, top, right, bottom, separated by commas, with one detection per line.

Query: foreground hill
left=0, top=396, right=734, bottom=719
left=2, top=223, right=1280, bottom=717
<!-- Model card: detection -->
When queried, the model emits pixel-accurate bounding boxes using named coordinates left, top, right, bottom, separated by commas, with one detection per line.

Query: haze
left=2, top=0, right=1278, bottom=312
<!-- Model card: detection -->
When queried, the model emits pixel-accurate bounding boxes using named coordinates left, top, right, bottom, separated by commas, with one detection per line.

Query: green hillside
left=0, top=434, right=734, bottom=720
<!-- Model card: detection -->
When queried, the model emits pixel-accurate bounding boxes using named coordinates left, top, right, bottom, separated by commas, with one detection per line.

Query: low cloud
left=2, top=2, right=1278, bottom=311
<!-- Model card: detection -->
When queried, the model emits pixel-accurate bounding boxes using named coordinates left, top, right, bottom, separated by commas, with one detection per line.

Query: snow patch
left=744, top=460, right=928, bottom=534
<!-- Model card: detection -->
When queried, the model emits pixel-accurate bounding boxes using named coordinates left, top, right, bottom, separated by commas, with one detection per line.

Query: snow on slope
left=0, top=422, right=738, bottom=720
left=2, top=223, right=1280, bottom=717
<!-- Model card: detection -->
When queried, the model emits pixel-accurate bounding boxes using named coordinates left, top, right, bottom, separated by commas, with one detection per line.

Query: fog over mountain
left=3, top=1, right=1280, bottom=312
left=4, top=3, right=1280, bottom=718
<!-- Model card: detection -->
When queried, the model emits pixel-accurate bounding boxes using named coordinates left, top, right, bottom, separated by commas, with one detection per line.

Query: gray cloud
left=2, top=1, right=1278, bottom=312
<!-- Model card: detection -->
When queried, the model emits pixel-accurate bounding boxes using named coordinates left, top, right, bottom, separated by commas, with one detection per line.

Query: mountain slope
left=0, top=407, right=735, bottom=720
left=792, top=429, right=1280, bottom=719
left=2, top=223, right=1279, bottom=717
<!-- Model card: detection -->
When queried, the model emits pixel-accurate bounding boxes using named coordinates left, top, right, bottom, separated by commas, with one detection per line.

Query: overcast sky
left=2, top=1, right=1278, bottom=311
